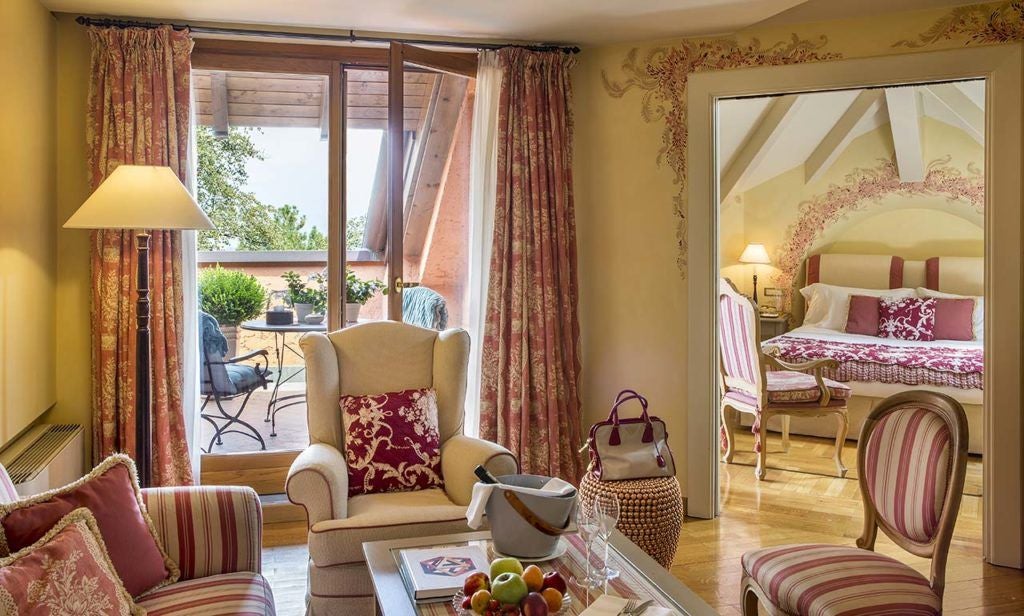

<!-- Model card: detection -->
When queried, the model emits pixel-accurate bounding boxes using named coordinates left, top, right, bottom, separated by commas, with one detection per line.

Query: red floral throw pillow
left=0, top=508, right=144, bottom=615
left=0, top=454, right=178, bottom=598
left=879, top=297, right=936, bottom=341
left=341, top=388, right=444, bottom=497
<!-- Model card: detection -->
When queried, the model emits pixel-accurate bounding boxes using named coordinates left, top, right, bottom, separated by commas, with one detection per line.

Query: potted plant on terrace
left=198, top=266, right=267, bottom=357
left=346, top=268, right=385, bottom=323
left=282, top=271, right=327, bottom=323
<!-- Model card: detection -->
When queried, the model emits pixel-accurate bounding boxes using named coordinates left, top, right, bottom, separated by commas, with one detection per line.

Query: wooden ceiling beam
left=720, top=94, right=805, bottom=201
left=925, top=83, right=984, bottom=144
left=884, top=87, right=925, bottom=182
left=805, top=90, right=884, bottom=184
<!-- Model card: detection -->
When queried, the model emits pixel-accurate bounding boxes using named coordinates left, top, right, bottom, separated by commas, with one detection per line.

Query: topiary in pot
left=199, top=266, right=267, bottom=357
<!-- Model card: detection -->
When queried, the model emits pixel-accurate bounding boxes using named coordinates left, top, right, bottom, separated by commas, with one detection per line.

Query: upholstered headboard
left=805, top=253, right=983, bottom=295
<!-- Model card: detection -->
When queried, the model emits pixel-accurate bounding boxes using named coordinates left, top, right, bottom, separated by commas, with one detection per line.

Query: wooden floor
left=260, top=437, right=1021, bottom=615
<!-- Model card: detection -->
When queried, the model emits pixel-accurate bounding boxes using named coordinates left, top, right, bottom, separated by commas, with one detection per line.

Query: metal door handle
left=393, top=277, right=420, bottom=293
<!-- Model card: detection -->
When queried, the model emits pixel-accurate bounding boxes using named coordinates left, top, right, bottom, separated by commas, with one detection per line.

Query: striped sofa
left=0, top=465, right=275, bottom=615
left=741, top=391, right=968, bottom=616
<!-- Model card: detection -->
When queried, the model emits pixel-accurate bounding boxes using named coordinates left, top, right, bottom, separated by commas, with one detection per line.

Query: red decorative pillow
left=341, top=388, right=444, bottom=497
left=0, top=455, right=178, bottom=598
left=879, top=297, right=936, bottom=341
left=0, top=508, right=143, bottom=615
left=933, top=298, right=975, bottom=341
left=845, top=295, right=880, bottom=336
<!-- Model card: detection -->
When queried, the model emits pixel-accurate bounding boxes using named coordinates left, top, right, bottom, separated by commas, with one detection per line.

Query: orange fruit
left=522, top=565, right=544, bottom=592
left=541, top=587, right=563, bottom=612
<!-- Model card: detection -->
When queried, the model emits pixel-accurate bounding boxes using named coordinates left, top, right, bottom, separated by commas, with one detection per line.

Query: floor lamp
left=64, top=165, right=213, bottom=487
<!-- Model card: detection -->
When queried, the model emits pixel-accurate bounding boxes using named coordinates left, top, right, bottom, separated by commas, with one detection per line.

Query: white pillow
left=916, top=287, right=984, bottom=342
left=800, top=283, right=917, bottom=331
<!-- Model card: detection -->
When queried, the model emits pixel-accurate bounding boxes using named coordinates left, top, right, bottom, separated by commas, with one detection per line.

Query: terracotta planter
left=219, top=324, right=239, bottom=358
left=345, top=302, right=362, bottom=324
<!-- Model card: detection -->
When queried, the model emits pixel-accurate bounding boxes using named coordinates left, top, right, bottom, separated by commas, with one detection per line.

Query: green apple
left=490, top=572, right=529, bottom=606
left=489, top=557, right=524, bottom=580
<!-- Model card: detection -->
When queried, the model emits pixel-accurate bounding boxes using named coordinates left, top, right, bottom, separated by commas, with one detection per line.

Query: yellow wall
left=572, top=1, right=1014, bottom=494
left=41, top=15, right=92, bottom=461
left=0, top=0, right=57, bottom=444
left=721, top=117, right=984, bottom=316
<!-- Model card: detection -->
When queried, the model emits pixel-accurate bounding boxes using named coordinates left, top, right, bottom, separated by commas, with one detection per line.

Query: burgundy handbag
left=587, top=390, right=676, bottom=480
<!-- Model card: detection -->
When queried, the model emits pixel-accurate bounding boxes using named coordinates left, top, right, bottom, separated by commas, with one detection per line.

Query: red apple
left=520, top=592, right=549, bottom=616
left=541, top=571, right=567, bottom=594
left=461, top=595, right=473, bottom=610
left=463, top=572, right=490, bottom=596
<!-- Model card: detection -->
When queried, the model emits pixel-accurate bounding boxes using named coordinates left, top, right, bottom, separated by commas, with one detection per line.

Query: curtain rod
left=74, top=16, right=581, bottom=54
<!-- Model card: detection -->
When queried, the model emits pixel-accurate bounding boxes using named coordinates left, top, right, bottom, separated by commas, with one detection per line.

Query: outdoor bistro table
left=240, top=318, right=327, bottom=437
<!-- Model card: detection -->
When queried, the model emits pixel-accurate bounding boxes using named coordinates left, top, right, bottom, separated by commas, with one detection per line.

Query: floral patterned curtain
left=479, top=48, right=584, bottom=481
left=87, top=25, right=194, bottom=486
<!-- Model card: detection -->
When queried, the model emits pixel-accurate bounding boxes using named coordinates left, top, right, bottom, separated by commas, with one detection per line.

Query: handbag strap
left=607, top=390, right=655, bottom=445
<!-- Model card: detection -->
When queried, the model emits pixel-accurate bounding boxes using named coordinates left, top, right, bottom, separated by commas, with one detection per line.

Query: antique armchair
left=741, top=391, right=968, bottom=615
left=718, top=278, right=850, bottom=479
left=286, top=321, right=518, bottom=615
left=0, top=464, right=274, bottom=614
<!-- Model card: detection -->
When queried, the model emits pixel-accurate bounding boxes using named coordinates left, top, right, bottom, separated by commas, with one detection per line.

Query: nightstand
left=760, top=314, right=790, bottom=341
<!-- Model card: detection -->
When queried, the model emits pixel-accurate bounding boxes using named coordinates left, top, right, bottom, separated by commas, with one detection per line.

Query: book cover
left=397, top=544, right=490, bottom=602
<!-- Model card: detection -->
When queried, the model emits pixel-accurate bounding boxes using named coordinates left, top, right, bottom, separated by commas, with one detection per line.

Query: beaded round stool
left=579, top=473, right=684, bottom=568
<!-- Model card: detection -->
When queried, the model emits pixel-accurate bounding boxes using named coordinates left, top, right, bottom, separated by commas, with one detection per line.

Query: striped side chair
left=741, top=391, right=969, bottom=616
left=718, top=278, right=851, bottom=480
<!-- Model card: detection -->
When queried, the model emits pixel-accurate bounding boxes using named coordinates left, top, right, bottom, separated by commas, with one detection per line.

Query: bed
left=759, top=254, right=985, bottom=453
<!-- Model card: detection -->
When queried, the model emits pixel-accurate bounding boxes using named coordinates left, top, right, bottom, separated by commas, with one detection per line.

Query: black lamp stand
left=135, top=231, right=153, bottom=488
left=751, top=272, right=760, bottom=306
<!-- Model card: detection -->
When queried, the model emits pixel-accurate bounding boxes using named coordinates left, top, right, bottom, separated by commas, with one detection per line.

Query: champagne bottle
left=474, top=465, right=501, bottom=485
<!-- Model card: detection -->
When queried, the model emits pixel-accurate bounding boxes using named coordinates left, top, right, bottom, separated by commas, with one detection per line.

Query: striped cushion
left=142, top=486, right=263, bottom=580
left=727, top=372, right=851, bottom=407
left=0, top=465, right=17, bottom=504
left=864, top=407, right=951, bottom=542
left=743, top=543, right=939, bottom=616
left=136, top=572, right=275, bottom=615
left=719, top=294, right=759, bottom=386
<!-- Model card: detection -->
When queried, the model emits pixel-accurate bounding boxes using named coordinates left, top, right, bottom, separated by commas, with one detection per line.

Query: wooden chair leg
left=756, top=413, right=769, bottom=481
left=741, top=579, right=761, bottom=616
left=780, top=414, right=791, bottom=452
left=834, top=410, right=849, bottom=478
left=721, top=404, right=736, bottom=463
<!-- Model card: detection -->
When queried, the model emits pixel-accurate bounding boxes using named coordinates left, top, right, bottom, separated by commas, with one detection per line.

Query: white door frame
left=685, top=44, right=1024, bottom=568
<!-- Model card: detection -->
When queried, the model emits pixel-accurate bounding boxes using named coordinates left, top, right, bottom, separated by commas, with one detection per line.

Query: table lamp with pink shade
left=738, top=242, right=771, bottom=306
left=64, top=165, right=214, bottom=487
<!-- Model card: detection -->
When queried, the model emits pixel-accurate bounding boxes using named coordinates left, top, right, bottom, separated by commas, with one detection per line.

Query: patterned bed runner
left=763, top=335, right=983, bottom=390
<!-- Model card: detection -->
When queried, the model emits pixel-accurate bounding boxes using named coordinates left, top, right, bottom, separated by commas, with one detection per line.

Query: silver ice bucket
left=485, top=474, right=577, bottom=559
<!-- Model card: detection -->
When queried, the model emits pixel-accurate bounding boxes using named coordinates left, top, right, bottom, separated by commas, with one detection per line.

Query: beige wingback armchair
left=286, top=321, right=518, bottom=616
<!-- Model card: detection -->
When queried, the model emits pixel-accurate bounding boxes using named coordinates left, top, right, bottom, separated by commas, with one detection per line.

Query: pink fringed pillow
left=0, top=508, right=144, bottom=615
left=341, top=388, right=444, bottom=497
left=845, top=295, right=880, bottom=336
left=879, top=297, right=936, bottom=341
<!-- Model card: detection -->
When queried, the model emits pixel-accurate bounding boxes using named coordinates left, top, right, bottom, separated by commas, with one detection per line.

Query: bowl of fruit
left=454, top=556, right=570, bottom=616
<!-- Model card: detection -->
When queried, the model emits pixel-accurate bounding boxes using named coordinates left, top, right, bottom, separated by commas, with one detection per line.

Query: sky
left=243, top=126, right=384, bottom=234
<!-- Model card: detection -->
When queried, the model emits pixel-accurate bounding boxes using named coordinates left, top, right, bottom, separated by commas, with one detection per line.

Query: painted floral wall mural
left=769, top=157, right=985, bottom=305
left=600, top=0, right=1022, bottom=280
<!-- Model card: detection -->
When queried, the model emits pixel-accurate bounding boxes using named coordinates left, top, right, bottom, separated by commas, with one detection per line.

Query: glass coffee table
left=363, top=531, right=716, bottom=616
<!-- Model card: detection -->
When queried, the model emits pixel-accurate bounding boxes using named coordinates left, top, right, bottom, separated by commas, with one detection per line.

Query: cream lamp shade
left=64, top=165, right=213, bottom=230
left=738, top=243, right=771, bottom=265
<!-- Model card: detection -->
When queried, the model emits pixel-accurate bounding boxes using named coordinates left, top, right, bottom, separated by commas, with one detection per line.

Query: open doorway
left=189, top=45, right=477, bottom=509
left=685, top=45, right=1024, bottom=569
left=716, top=81, right=985, bottom=498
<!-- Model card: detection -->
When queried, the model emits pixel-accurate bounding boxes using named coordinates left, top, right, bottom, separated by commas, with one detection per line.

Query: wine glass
left=593, top=493, right=621, bottom=581
left=571, top=498, right=601, bottom=590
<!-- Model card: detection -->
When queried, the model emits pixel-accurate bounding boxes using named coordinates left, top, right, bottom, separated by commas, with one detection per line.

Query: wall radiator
left=0, top=424, right=84, bottom=497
